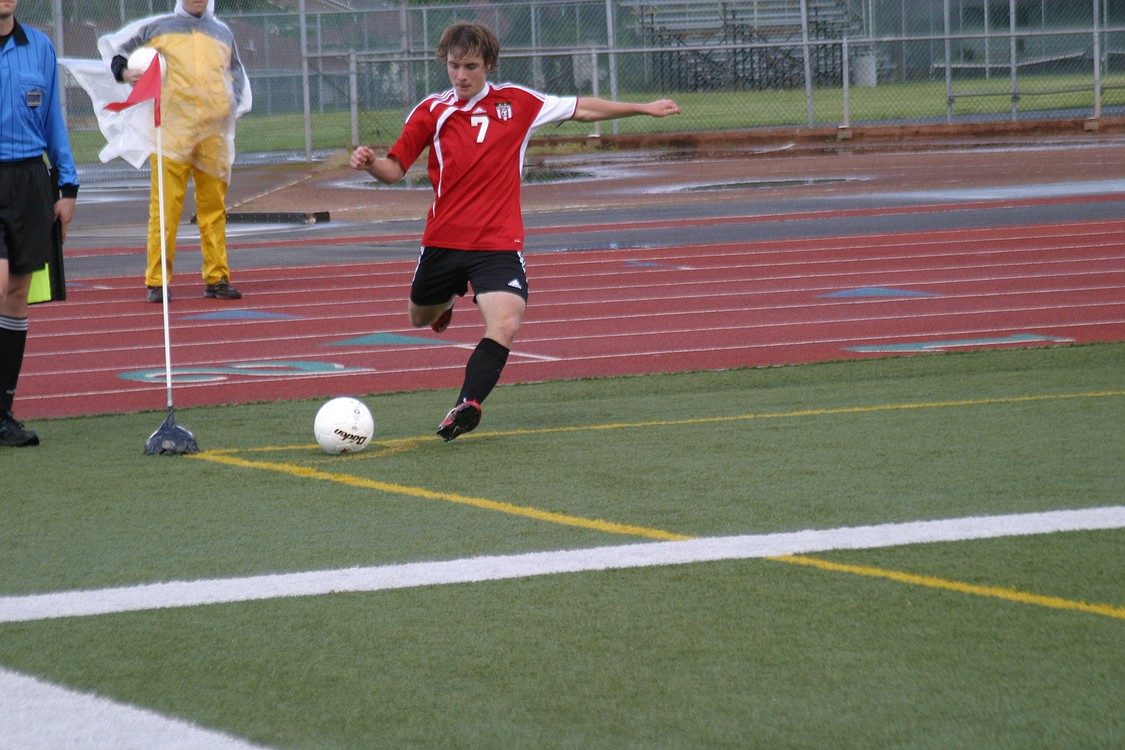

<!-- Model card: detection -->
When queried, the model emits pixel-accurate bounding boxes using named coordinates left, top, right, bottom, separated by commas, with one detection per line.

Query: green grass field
left=1, top=344, right=1123, bottom=748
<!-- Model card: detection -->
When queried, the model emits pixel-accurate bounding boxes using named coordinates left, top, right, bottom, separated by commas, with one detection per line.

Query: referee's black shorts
left=0, top=158, right=55, bottom=275
left=410, top=247, right=529, bottom=307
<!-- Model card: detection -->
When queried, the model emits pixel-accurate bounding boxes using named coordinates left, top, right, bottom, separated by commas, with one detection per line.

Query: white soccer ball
left=313, top=397, right=375, bottom=455
left=126, top=46, right=168, bottom=79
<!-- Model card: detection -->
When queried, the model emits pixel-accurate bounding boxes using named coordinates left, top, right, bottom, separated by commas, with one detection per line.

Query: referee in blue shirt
left=0, top=0, right=79, bottom=447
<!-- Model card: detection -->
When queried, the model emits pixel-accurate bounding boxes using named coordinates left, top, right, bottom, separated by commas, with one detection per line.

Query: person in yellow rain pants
left=100, top=0, right=252, bottom=303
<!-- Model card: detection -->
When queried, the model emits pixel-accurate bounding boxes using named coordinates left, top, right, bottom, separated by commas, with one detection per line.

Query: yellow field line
left=193, top=451, right=690, bottom=541
left=343, top=389, right=1125, bottom=447
left=774, top=554, right=1125, bottom=621
left=193, top=450, right=1124, bottom=620
left=191, top=388, right=1125, bottom=619
left=221, top=389, right=1125, bottom=453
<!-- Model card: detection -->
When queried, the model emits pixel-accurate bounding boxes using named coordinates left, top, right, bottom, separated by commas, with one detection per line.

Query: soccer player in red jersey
left=351, top=21, right=680, bottom=441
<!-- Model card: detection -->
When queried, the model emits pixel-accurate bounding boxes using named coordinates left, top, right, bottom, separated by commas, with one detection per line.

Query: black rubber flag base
left=144, top=407, right=200, bottom=456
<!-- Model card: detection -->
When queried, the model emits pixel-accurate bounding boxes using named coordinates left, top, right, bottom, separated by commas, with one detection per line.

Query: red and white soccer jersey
left=388, top=82, right=577, bottom=251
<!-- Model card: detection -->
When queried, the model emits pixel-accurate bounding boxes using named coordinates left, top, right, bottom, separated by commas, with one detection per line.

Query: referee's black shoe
left=0, top=412, right=39, bottom=447
left=437, top=400, right=481, bottom=442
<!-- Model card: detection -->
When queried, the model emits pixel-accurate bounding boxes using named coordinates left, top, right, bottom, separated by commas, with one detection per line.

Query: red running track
left=20, top=218, right=1125, bottom=419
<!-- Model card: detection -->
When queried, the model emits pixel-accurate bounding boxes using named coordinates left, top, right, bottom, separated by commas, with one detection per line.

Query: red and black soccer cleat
left=437, top=400, right=481, bottom=442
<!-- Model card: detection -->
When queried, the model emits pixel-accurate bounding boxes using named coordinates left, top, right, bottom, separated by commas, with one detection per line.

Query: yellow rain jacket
left=97, top=0, right=251, bottom=183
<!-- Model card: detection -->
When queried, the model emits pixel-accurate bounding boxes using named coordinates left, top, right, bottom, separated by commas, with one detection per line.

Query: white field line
left=0, top=667, right=270, bottom=750
left=2, top=506, right=1122, bottom=750
left=2, top=506, right=1122, bottom=625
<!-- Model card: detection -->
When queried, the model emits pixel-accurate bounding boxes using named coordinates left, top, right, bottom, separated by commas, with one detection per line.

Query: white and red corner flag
left=105, top=55, right=161, bottom=127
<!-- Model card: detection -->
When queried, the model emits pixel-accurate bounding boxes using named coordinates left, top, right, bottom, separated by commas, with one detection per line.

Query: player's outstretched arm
left=350, top=146, right=406, bottom=184
left=571, top=97, right=681, bottom=123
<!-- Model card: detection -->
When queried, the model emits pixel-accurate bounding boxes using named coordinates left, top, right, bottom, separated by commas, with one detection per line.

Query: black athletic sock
left=0, top=316, right=29, bottom=415
left=457, top=337, right=510, bottom=405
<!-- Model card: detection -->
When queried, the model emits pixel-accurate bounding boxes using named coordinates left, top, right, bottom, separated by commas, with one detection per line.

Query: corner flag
left=104, top=50, right=196, bottom=454
left=105, top=54, right=162, bottom=126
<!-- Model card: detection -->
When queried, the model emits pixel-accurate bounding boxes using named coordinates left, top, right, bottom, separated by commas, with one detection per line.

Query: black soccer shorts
left=0, top=160, right=56, bottom=275
left=410, top=247, right=529, bottom=306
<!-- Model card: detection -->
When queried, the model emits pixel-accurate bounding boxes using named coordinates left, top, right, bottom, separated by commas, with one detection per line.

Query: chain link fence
left=25, top=0, right=1125, bottom=164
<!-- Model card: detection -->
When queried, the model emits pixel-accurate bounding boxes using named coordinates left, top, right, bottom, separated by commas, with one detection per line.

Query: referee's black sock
left=458, top=337, right=510, bottom=405
left=0, top=316, right=29, bottom=415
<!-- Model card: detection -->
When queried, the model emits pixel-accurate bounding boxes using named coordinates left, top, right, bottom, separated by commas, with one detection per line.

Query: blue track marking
left=822, top=287, right=941, bottom=298
left=326, top=333, right=447, bottom=346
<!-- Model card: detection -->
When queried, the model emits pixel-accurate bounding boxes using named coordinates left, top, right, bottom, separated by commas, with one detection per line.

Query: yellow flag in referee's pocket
left=28, top=222, right=66, bottom=305
left=28, top=265, right=53, bottom=303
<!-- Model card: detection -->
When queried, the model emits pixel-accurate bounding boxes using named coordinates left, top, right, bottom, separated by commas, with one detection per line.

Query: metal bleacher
left=623, top=0, right=866, bottom=90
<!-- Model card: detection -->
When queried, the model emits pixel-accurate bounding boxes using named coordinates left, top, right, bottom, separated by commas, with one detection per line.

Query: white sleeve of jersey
left=531, top=95, right=578, bottom=131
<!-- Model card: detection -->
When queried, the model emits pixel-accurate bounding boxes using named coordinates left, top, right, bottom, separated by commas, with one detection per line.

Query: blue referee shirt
left=0, top=20, right=79, bottom=197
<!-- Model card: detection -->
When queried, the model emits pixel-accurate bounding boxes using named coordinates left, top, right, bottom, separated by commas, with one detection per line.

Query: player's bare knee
left=484, top=323, right=520, bottom=348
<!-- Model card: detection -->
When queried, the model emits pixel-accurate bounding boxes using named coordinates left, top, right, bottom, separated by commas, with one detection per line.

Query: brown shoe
left=204, top=279, right=242, bottom=300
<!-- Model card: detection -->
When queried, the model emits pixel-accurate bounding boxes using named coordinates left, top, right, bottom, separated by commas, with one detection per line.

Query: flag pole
left=103, top=54, right=198, bottom=454
left=137, top=55, right=198, bottom=456
left=155, top=117, right=173, bottom=413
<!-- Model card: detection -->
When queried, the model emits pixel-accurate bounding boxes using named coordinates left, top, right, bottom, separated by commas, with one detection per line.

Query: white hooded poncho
left=63, top=0, right=252, bottom=182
